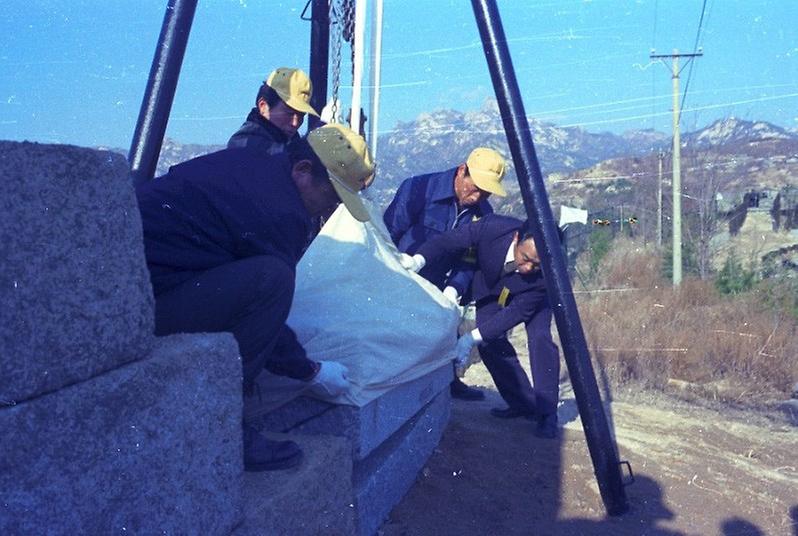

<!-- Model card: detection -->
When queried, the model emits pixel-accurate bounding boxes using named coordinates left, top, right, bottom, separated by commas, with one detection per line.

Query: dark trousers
left=153, top=256, right=294, bottom=387
left=477, top=307, right=560, bottom=416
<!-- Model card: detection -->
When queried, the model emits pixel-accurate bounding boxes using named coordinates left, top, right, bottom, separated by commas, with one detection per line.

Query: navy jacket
left=383, top=167, right=493, bottom=295
left=227, top=108, right=296, bottom=156
left=417, top=214, right=550, bottom=341
left=136, top=148, right=314, bottom=378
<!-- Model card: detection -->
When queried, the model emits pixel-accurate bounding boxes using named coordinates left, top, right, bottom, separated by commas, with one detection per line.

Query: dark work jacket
left=227, top=108, right=295, bottom=156
left=136, top=148, right=314, bottom=378
left=417, top=214, right=550, bottom=341
left=383, top=167, right=493, bottom=296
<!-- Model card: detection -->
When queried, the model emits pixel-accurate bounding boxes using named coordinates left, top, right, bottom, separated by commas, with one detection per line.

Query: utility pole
left=657, top=149, right=664, bottom=247
left=650, top=49, right=702, bottom=286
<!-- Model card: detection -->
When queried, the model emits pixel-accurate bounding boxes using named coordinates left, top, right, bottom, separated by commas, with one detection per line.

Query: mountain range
left=151, top=105, right=798, bottom=222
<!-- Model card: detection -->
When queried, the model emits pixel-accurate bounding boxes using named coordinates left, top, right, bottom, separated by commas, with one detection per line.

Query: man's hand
left=454, top=333, right=476, bottom=369
left=399, top=253, right=426, bottom=273
left=308, top=361, right=350, bottom=397
left=442, top=286, right=460, bottom=306
left=453, top=328, right=483, bottom=374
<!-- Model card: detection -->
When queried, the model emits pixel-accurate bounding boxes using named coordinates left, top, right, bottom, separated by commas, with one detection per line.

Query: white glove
left=442, top=286, right=460, bottom=306
left=454, top=328, right=483, bottom=371
left=308, top=361, right=350, bottom=397
left=399, top=253, right=426, bottom=273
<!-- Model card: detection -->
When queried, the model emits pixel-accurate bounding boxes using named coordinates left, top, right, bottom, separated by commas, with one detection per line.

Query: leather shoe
left=534, top=413, right=558, bottom=439
left=450, top=378, right=485, bottom=400
left=243, top=423, right=303, bottom=471
left=490, top=406, right=536, bottom=420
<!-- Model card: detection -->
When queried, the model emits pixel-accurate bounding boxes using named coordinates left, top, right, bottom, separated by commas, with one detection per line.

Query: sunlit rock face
left=686, top=117, right=797, bottom=148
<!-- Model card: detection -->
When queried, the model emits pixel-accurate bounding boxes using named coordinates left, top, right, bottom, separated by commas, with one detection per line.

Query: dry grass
left=572, top=237, right=798, bottom=405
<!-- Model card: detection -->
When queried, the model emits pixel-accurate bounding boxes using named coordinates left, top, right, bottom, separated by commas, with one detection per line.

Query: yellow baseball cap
left=307, top=124, right=375, bottom=222
left=466, top=147, right=507, bottom=197
left=266, top=67, right=320, bottom=117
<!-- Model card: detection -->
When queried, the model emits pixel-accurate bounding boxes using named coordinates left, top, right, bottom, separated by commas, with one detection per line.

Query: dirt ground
left=379, top=351, right=798, bottom=535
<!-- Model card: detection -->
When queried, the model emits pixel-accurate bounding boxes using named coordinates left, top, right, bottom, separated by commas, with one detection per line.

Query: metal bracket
left=300, top=0, right=313, bottom=20
left=619, top=460, right=635, bottom=486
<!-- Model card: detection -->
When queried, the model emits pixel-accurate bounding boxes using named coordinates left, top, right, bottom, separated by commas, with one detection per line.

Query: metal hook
left=619, top=460, right=635, bottom=486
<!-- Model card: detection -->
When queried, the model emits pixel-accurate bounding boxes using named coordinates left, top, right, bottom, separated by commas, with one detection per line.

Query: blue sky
left=2, top=0, right=797, bottom=150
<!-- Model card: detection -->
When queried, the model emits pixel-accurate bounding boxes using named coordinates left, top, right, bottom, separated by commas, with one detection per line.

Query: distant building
left=772, top=186, right=798, bottom=231
left=712, top=187, right=798, bottom=274
left=718, top=188, right=798, bottom=236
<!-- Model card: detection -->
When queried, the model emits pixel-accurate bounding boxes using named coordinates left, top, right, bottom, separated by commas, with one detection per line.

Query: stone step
left=0, top=333, right=243, bottom=535
left=247, top=362, right=453, bottom=460
left=234, top=433, right=356, bottom=536
left=238, top=388, right=451, bottom=536
left=353, top=388, right=450, bottom=536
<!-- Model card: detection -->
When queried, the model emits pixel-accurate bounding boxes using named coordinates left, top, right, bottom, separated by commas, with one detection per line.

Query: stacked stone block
left=0, top=141, right=243, bottom=534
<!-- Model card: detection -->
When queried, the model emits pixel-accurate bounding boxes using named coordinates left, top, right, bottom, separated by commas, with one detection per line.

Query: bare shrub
left=574, top=237, right=798, bottom=406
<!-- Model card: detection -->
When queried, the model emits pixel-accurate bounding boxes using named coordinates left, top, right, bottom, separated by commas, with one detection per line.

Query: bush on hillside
left=715, top=250, right=758, bottom=295
left=573, top=238, right=798, bottom=405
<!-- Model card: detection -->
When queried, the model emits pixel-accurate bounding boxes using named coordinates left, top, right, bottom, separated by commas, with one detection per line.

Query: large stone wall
left=0, top=141, right=245, bottom=534
left=0, top=141, right=154, bottom=403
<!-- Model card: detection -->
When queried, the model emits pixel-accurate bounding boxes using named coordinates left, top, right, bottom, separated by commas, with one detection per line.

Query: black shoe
left=490, top=406, right=536, bottom=420
left=450, top=378, right=485, bottom=401
left=243, top=423, right=303, bottom=472
left=534, top=413, right=558, bottom=439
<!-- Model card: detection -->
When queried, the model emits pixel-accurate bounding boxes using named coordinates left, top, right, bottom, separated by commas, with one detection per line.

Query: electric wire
left=651, top=0, right=659, bottom=132
left=678, top=0, right=709, bottom=123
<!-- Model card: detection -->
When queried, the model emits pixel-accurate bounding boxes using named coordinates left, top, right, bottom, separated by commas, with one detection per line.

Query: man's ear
left=456, top=164, right=467, bottom=179
left=291, top=159, right=314, bottom=185
left=257, top=97, right=270, bottom=118
left=513, top=231, right=519, bottom=242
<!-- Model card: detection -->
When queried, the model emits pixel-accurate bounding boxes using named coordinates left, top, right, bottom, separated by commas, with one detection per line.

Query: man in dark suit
left=406, top=214, right=560, bottom=438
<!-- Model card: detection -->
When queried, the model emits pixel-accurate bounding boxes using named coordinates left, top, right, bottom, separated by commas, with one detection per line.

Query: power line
left=651, top=0, right=659, bottom=131
left=678, top=0, right=709, bottom=122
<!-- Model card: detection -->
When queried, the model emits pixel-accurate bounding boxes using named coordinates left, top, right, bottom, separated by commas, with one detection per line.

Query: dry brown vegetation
left=573, top=237, right=798, bottom=405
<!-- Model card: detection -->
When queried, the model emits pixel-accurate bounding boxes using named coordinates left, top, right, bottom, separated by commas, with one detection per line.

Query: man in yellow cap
left=383, top=147, right=507, bottom=400
left=228, top=67, right=320, bottom=155
left=137, top=123, right=373, bottom=472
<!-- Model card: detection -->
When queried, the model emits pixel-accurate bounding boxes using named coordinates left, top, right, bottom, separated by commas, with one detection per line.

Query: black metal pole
left=308, top=0, right=330, bottom=131
left=470, top=0, right=629, bottom=516
left=129, top=0, right=197, bottom=186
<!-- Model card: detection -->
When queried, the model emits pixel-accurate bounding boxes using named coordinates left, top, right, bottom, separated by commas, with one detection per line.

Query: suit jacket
left=382, top=167, right=493, bottom=295
left=417, top=214, right=549, bottom=340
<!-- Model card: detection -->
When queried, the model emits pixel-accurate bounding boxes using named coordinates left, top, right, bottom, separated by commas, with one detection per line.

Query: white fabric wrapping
left=283, top=202, right=459, bottom=407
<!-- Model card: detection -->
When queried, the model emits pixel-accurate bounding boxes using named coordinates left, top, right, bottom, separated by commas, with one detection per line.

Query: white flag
left=559, top=205, right=588, bottom=227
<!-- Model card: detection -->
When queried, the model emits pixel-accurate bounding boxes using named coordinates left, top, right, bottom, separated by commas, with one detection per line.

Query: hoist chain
left=328, top=0, right=355, bottom=123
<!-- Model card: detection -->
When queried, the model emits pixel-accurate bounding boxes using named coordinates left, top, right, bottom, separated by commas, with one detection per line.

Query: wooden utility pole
left=657, top=149, right=664, bottom=247
left=650, top=49, right=702, bottom=286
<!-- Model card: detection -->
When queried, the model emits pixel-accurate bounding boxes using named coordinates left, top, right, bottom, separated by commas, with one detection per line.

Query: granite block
left=0, top=141, right=154, bottom=403
left=0, top=333, right=244, bottom=535
left=354, top=389, right=451, bottom=536
left=250, top=363, right=453, bottom=460
left=234, top=433, right=356, bottom=536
